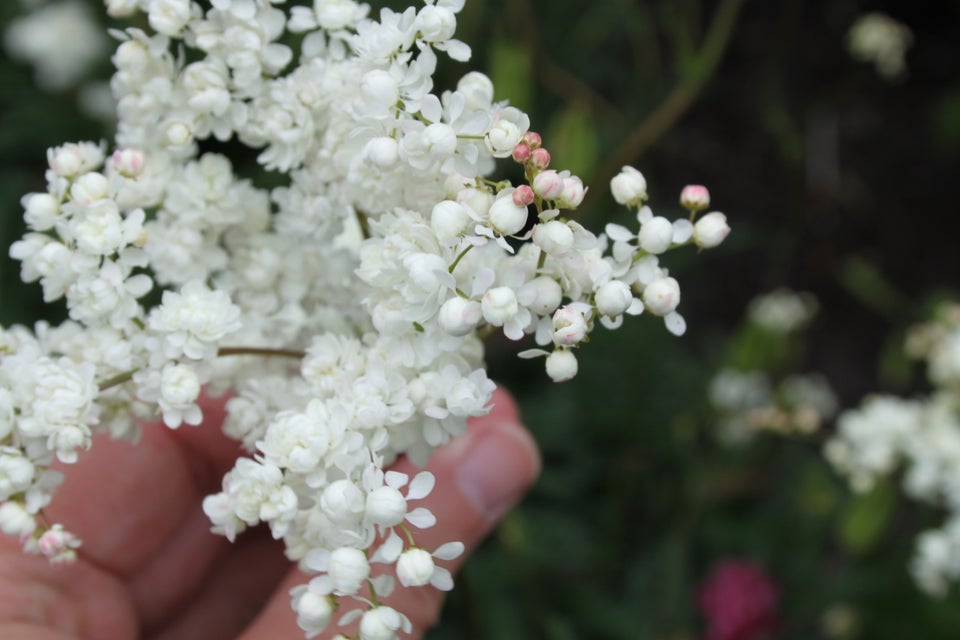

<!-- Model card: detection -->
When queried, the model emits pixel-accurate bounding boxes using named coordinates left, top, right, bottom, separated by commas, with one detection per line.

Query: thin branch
left=591, top=0, right=746, bottom=189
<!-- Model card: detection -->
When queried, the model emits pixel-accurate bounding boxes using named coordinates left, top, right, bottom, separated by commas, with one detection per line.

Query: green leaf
left=837, top=481, right=897, bottom=555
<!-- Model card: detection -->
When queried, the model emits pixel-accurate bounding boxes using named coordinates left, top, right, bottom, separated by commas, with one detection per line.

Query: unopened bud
left=489, top=190, right=529, bottom=236
left=558, top=176, right=586, bottom=208
left=680, top=184, right=710, bottom=212
left=522, top=131, right=542, bottom=148
left=552, top=305, right=588, bottom=346
left=693, top=211, right=730, bottom=249
left=512, top=143, right=531, bottom=163
left=610, top=166, right=648, bottom=206
left=643, top=277, right=681, bottom=316
left=532, top=169, right=563, bottom=199
left=512, top=184, right=535, bottom=207
left=546, top=349, right=578, bottom=382
left=110, top=148, right=146, bottom=178
left=530, top=147, right=551, bottom=169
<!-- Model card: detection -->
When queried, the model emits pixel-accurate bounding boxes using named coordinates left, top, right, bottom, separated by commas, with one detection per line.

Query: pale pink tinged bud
left=511, top=143, right=531, bottom=163
left=643, top=277, right=681, bottom=316
left=545, top=349, right=578, bottom=382
left=512, top=185, right=535, bottom=207
left=110, top=148, right=146, bottom=177
left=532, top=169, right=563, bottom=199
left=680, top=184, right=710, bottom=212
left=693, top=211, right=730, bottom=249
left=552, top=305, right=588, bottom=346
left=558, top=176, right=586, bottom=208
left=49, top=146, right=85, bottom=177
left=523, top=131, right=543, bottom=148
left=530, top=147, right=551, bottom=169
left=610, top=166, right=648, bottom=206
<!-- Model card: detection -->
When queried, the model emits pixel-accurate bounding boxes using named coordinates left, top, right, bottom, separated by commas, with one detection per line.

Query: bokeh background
left=2, top=1, right=960, bottom=638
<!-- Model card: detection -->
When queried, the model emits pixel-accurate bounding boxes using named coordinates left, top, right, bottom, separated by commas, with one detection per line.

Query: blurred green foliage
left=3, top=0, right=960, bottom=638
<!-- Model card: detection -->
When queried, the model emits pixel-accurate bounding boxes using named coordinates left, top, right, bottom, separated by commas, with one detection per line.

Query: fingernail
left=457, top=422, right=539, bottom=524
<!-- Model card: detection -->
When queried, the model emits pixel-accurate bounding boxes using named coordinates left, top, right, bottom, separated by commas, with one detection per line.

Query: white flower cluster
left=1, top=0, right=730, bottom=635
left=847, top=12, right=914, bottom=81
left=826, top=304, right=960, bottom=596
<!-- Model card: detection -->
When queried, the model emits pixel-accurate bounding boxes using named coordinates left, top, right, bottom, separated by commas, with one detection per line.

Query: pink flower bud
left=558, top=176, right=586, bottom=208
left=530, top=147, right=551, bottom=169
left=512, top=184, right=535, bottom=207
left=532, top=169, right=563, bottom=199
left=698, top=560, right=780, bottom=640
left=523, top=131, right=542, bottom=148
left=680, top=184, right=710, bottom=212
left=110, top=148, right=146, bottom=177
left=512, top=143, right=532, bottom=163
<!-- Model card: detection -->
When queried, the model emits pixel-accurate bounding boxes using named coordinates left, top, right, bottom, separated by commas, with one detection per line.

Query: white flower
left=693, top=211, right=730, bottom=249
left=610, top=166, right=647, bottom=205
left=595, top=280, right=638, bottom=318
left=532, top=221, right=574, bottom=255
left=488, top=189, right=529, bottom=236
left=545, top=349, right=578, bottom=382
left=290, top=585, right=334, bottom=638
left=358, top=606, right=412, bottom=640
left=637, top=216, right=674, bottom=254
left=552, top=304, right=588, bottom=346
left=148, top=279, right=243, bottom=360
left=395, top=541, right=463, bottom=589
left=642, top=277, right=680, bottom=316
left=437, top=297, right=482, bottom=336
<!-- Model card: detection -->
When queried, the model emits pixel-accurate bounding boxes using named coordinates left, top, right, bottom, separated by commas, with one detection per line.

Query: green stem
left=448, top=245, right=474, bottom=273
left=96, top=346, right=306, bottom=391
left=591, top=0, right=746, bottom=188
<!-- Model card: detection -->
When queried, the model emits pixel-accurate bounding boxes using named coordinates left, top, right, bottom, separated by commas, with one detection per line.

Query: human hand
left=0, top=388, right=540, bottom=639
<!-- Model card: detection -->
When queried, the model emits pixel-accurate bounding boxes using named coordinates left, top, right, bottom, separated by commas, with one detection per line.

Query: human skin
left=0, top=388, right=540, bottom=639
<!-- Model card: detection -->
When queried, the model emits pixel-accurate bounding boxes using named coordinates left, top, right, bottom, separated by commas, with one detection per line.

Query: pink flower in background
left=698, top=560, right=780, bottom=640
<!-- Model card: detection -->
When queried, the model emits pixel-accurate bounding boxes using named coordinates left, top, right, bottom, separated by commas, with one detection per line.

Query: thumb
left=239, top=388, right=541, bottom=639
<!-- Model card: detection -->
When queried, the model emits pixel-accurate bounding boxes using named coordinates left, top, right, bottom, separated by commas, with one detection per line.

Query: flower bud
left=693, top=211, right=730, bottom=248
left=512, top=143, right=531, bottom=163
left=0, top=502, right=35, bottom=537
left=610, top=166, right=648, bottom=206
left=161, top=363, right=201, bottom=406
left=512, top=184, right=535, bottom=207
left=165, top=121, right=193, bottom=147
left=110, top=148, right=146, bottom=177
left=437, top=297, right=482, bottom=336
left=532, top=170, right=563, bottom=199
left=360, top=606, right=407, bottom=640
left=457, top=71, right=494, bottom=110
left=545, top=349, right=578, bottom=382
left=643, top=277, right=681, bottom=316
left=488, top=191, right=528, bottom=236
left=486, top=119, right=523, bottom=157
left=532, top=220, right=574, bottom=255
left=595, top=280, right=633, bottom=317
left=517, top=276, right=563, bottom=315
left=328, top=546, right=370, bottom=594
left=397, top=548, right=435, bottom=587
left=481, top=286, right=518, bottom=326
left=365, top=485, right=407, bottom=527
left=361, top=69, right=399, bottom=107
left=523, top=131, right=542, bottom=148
left=70, top=172, right=111, bottom=206
left=365, top=137, right=400, bottom=168
left=458, top=187, right=493, bottom=219
left=416, top=4, right=457, bottom=42
left=431, top=200, right=471, bottom=241
left=552, top=305, right=588, bottom=346
left=680, top=184, right=710, bottom=212
left=558, top=176, right=586, bottom=208
left=22, top=193, right=59, bottom=231
left=530, top=147, right=551, bottom=169
left=293, top=590, right=334, bottom=634
left=637, top=216, right=674, bottom=254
